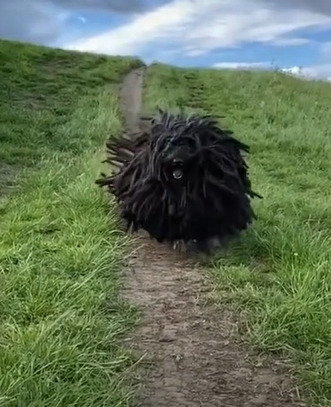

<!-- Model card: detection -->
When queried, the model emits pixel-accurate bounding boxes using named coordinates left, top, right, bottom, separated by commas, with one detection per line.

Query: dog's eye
left=173, top=138, right=194, bottom=148
left=176, top=139, right=186, bottom=146
left=187, top=139, right=195, bottom=149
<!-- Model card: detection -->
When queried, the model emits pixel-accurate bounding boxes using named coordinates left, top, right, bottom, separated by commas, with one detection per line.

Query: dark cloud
left=51, top=0, right=145, bottom=13
left=265, top=0, right=331, bottom=16
left=0, top=0, right=145, bottom=44
left=0, top=1, right=62, bottom=44
left=292, top=0, right=331, bottom=15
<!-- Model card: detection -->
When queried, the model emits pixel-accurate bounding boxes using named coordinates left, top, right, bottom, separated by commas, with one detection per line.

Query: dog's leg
left=173, top=240, right=187, bottom=253
left=196, top=236, right=222, bottom=255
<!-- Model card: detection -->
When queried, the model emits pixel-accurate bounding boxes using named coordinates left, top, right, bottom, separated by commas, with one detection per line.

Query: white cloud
left=64, top=0, right=193, bottom=55
left=212, top=61, right=270, bottom=69
left=63, top=0, right=331, bottom=57
left=299, top=64, right=331, bottom=80
left=269, top=37, right=312, bottom=46
left=278, top=64, right=331, bottom=81
left=211, top=62, right=331, bottom=81
left=281, top=66, right=304, bottom=75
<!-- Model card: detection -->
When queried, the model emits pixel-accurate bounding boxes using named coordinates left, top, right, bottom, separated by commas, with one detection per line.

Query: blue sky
left=1, top=0, right=331, bottom=79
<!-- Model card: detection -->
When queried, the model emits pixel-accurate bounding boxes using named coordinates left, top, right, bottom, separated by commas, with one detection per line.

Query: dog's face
left=153, top=132, right=198, bottom=182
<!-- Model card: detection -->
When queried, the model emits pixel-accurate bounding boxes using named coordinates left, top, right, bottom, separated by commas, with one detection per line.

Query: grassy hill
left=1, top=38, right=331, bottom=407
left=142, top=64, right=331, bottom=406
left=0, top=39, right=144, bottom=406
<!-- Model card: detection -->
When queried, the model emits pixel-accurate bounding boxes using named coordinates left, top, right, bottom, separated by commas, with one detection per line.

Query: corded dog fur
left=96, top=109, right=262, bottom=252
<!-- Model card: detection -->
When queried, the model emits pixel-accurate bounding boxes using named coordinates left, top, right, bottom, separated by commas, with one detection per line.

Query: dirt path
left=119, top=68, right=144, bottom=133
left=118, top=68, right=305, bottom=407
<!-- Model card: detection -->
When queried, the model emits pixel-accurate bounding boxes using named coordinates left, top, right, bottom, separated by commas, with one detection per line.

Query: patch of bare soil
left=117, top=68, right=305, bottom=407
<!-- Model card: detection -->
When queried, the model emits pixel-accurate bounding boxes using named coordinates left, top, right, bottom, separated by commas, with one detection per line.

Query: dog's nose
left=172, top=158, right=183, bottom=164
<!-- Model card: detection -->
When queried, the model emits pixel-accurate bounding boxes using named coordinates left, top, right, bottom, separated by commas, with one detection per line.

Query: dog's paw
left=172, top=240, right=186, bottom=253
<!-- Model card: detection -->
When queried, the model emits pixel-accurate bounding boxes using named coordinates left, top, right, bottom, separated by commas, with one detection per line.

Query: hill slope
left=142, top=63, right=331, bottom=406
left=0, top=39, right=143, bottom=407
left=1, top=37, right=331, bottom=407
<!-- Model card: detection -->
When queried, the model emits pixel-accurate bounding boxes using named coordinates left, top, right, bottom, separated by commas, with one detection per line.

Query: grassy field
left=2, top=38, right=331, bottom=407
left=143, top=64, right=331, bottom=407
left=0, top=39, right=144, bottom=406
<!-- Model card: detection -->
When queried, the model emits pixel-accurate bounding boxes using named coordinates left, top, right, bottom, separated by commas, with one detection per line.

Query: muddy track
left=118, top=68, right=305, bottom=407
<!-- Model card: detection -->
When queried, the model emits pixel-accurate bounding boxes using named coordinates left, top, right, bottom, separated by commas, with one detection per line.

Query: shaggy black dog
left=96, top=109, right=262, bottom=252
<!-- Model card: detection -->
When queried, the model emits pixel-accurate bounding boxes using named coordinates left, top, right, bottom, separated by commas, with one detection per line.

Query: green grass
left=142, top=64, right=331, bottom=406
left=0, top=39, right=144, bottom=406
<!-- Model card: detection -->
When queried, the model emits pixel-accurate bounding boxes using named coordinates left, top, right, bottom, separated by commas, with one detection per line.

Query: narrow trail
left=118, top=68, right=305, bottom=407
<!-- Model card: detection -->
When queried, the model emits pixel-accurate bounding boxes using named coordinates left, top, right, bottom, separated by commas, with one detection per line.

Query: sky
left=1, top=0, right=331, bottom=80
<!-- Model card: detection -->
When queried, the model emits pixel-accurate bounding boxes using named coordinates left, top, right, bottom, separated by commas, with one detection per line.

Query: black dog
left=96, top=109, right=262, bottom=253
